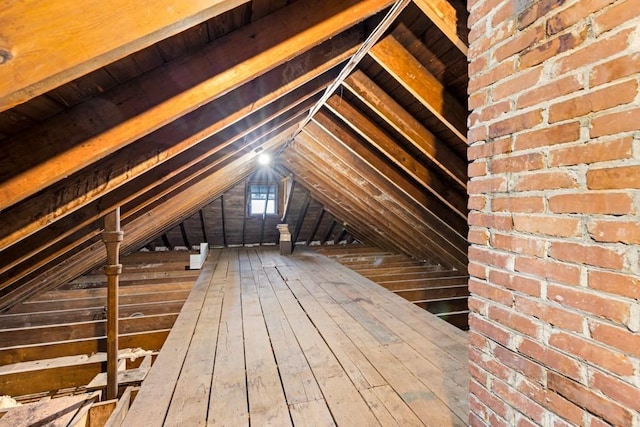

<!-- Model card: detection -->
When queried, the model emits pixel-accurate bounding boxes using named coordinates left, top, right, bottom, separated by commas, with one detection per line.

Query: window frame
left=248, top=182, right=278, bottom=216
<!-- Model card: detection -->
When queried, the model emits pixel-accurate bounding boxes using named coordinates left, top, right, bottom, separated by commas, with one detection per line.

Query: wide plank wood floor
left=124, top=247, right=468, bottom=426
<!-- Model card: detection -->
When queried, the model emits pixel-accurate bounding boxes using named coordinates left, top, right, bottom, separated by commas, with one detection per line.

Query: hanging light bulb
left=258, top=153, right=271, bottom=165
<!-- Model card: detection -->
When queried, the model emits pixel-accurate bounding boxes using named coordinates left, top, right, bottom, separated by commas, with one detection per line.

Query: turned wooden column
left=102, top=208, right=124, bottom=400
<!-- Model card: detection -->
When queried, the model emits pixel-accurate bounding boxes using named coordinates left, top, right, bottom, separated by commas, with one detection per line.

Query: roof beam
left=325, top=95, right=467, bottom=219
left=0, top=0, right=249, bottom=110
left=285, top=147, right=428, bottom=258
left=368, top=34, right=467, bottom=143
left=292, top=134, right=438, bottom=260
left=294, top=129, right=467, bottom=268
left=0, top=0, right=392, bottom=210
left=0, top=70, right=330, bottom=265
left=304, top=117, right=467, bottom=266
left=343, top=70, right=467, bottom=188
left=311, top=110, right=467, bottom=237
left=412, top=0, right=468, bottom=55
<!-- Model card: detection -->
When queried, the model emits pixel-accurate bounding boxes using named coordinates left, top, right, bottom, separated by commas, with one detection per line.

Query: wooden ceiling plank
left=293, top=132, right=467, bottom=269
left=411, top=0, right=468, bottom=55
left=303, top=117, right=468, bottom=267
left=343, top=70, right=467, bottom=188
left=0, top=0, right=390, bottom=211
left=368, top=35, right=467, bottom=143
left=286, top=142, right=437, bottom=261
left=310, top=110, right=467, bottom=238
left=284, top=150, right=424, bottom=257
left=325, top=95, right=467, bottom=219
left=0, top=0, right=249, bottom=110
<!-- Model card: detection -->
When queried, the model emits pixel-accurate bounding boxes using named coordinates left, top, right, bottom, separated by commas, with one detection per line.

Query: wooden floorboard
left=124, top=247, right=468, bottom=426
left=315, top=244, right=470, bottom=330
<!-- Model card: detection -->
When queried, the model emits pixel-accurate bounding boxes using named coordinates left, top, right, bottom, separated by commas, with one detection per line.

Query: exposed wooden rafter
left=343, top=70, right=467, bottom=188
left=325, top=95, right=467, bottom=219
left=369, top=34, right=467, bottom=143
left=0, top=0, right=249, bottom=110
left=412, top=0, right=468, bottom=55
left=0, top=0, right=471, bottom=333
left=0, top=0, right=392, bottom=211
left=290, top=130, right=467, bottom=270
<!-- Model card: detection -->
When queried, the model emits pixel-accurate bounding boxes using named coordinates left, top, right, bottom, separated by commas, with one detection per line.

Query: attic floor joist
left=122, top=247, right=469, bottom=426
left=0, top=250, right=199, bottom=399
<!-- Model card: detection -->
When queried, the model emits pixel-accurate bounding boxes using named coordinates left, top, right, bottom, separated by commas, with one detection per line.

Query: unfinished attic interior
left=2, top=0, right=640, bottom=425
left=0, top=0, right=472, bottom=424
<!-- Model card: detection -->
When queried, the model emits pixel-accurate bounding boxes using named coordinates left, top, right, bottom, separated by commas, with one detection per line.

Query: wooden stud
left=307, top=209, right=325, bottom=246
left=199, top=210, right=209, bottom=244
left=292, top=193, right=311, bottom=246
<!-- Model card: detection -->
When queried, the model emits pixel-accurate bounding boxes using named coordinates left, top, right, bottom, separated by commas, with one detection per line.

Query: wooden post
left=102, top=208, right=124, bottom=400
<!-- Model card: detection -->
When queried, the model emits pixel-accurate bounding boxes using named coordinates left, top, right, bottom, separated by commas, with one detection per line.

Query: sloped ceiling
left=0, top=0, right=469, bottom=310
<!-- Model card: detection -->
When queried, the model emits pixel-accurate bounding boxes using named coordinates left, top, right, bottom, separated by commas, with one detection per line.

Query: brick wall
left=467, top=0, right=640, bottom=425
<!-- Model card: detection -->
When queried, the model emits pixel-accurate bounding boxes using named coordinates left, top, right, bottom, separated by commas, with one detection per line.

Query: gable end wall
left=467, top=0, right=640, bottom=425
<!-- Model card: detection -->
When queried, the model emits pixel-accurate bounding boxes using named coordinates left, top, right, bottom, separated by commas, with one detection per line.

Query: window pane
left=249, top=184, right=276, bottom=214
left=250, top=200, right=266, bottom=215
left=266, top=200, right=275, bottom=213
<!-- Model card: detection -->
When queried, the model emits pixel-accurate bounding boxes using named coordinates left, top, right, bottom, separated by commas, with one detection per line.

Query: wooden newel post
left=102, top=208, right=124, bottom=400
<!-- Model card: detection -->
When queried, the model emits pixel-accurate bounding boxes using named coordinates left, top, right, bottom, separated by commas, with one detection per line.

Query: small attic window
left=249, top=183, right=277, bottom=215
